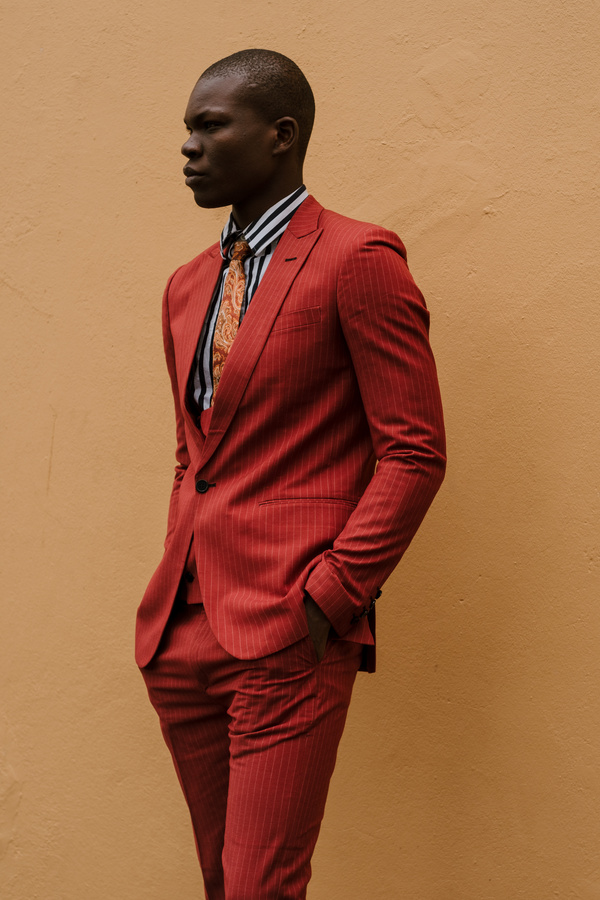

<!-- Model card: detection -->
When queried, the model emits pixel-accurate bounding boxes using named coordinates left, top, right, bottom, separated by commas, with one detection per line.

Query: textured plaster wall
left=1, top=1, right=599, bottom=898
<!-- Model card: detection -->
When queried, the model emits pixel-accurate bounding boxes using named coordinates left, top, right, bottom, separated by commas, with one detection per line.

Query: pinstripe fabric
left=142, top=589, right=361, bottom=900
left=136, top=195, right=446, bottom=670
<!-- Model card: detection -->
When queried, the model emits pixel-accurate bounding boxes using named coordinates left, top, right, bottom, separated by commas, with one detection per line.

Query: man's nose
left=181, top=136, right=201, bottom=158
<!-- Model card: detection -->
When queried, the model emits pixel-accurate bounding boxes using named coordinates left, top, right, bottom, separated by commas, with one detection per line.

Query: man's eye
left=204, top=121, right=221, bottom=131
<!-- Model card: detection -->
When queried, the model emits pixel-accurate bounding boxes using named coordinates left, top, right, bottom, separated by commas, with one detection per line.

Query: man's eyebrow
left=184, top=109, right=224, bottom=128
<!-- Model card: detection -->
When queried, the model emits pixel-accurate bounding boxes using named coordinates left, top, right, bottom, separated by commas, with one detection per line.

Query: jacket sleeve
left=304, top=227, right=446, bottom=636
left=162, top=268, right=191, bottom=549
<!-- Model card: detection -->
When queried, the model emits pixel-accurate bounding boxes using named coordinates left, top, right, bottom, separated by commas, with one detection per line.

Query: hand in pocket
left=304, top=592, right=331, bottom=662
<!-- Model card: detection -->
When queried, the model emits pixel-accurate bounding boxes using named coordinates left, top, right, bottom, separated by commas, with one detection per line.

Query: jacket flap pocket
left=270, top=306, right=321, bottom=333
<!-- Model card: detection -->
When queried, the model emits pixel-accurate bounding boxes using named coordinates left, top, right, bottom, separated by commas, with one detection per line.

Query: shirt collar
left=219, top=185, right=308, bottom=260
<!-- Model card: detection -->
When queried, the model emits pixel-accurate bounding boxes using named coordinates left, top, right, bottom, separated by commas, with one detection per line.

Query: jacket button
left=195, top=479, right=210, bottom=493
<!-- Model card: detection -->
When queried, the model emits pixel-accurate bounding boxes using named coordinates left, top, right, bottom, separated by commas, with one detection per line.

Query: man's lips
left=183, top=167, right=207, bottom=185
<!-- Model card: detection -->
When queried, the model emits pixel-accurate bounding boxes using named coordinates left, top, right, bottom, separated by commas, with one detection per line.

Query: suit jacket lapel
left=199, top=196, right=323, bottom=468
left=178, top=246, right=223, bottom=423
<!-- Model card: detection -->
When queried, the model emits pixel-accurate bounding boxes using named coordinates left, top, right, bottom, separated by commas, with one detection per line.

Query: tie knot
left=231, top=239, right=251, bottom=262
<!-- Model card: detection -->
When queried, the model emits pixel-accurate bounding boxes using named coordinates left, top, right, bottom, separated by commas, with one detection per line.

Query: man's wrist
left=304, top=591, right=330, bottom=627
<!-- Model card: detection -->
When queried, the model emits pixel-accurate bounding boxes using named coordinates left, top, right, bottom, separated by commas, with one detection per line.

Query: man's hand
left=304, top=592, right=331, bottom=663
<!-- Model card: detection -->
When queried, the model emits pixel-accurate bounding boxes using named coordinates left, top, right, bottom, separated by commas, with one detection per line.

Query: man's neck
left=231, top=178, right=304, bottom=230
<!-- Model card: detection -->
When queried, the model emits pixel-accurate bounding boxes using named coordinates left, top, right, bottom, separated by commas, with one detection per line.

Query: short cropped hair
left=200, top=49, right=315, bottom=161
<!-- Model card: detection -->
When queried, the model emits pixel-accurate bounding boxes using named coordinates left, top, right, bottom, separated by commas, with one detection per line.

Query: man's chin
left=190, top=190, right=228, bottom=211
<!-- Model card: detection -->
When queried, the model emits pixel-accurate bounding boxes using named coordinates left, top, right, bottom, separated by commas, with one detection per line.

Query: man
left=137, top=49, right=445, bottom=900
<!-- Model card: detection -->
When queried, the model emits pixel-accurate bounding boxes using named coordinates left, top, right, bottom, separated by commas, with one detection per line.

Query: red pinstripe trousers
left=140, top=582, right=362, bottom=900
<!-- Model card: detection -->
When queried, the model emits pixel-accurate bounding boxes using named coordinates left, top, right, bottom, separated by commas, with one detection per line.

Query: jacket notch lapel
left=176, top=247, right=223, bottom=424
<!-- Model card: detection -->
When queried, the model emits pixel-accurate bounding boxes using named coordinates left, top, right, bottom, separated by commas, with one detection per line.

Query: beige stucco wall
left=1, top=1, right=599, bottom=897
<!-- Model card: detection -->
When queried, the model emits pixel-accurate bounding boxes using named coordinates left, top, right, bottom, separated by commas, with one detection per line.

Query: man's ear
left=273, top=116, right=300, bottom=156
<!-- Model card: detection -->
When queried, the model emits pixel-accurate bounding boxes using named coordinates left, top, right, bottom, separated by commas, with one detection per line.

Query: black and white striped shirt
left=191, top=185, right=309, bottom=410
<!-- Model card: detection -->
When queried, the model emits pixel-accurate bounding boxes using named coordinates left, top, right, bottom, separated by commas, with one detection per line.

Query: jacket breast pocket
left=270, top=306, right=321, bottom=333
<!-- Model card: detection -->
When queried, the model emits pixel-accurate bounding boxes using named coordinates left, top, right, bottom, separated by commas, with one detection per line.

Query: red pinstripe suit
left=137, top=196, right=445, bottom=898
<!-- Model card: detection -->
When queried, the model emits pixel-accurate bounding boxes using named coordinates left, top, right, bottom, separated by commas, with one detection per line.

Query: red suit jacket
left=135, top=196, right=446, bottom=670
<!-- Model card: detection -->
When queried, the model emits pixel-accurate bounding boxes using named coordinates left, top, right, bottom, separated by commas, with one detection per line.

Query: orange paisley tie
left=212, top=239, right=251, bottom=401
